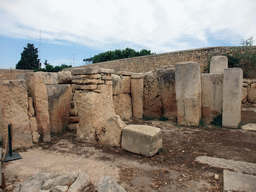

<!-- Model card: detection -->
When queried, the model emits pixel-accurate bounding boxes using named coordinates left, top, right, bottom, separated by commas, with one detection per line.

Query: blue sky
left=0, top=0, right=255, bottom=69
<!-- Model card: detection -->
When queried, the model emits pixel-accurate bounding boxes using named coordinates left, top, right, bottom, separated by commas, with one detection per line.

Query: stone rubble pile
left=13, top=172, right=126, bottom=192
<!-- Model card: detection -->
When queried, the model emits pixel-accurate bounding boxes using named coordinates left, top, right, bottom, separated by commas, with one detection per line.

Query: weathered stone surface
left=248, top=83, right=256, bottom=103
left=46, top=85, right=72, bottom=134
left=95, top=176, right=126, bottom=192
left=40, top=72, right=58, bottom=85
left=73, top=84, right=98, bottom=90
left=112, top=74, right=121, bottom=95
left=175, top=63, right=201, bottom=126
left=224, top=170, right=256, bottom=192
left=96, top=115, right=126, bottom=147
left=201, top=73, right=223, bottom=124
left=122, top=125, right=162, bottom=157
left=131, top=73, right=144, bottom=79
left=42, top=172, right=78, bottom=190
left=71, top=67, right=100, bottom=75
left=28, top=73, right=51, bottom=142
left=131, top=77, right=143, bottom=119
left=72, top=79, right=103, bottom=85
left=113, top=94, right=132, bottom=120
left=101, top=75, right=112, bottom=80
left=32, top=132, right=40, bottom=143
left=74, top=84, right=115, bottom=142
left=195, top=156, right=256, bottom=175
left=68, top=172, right=90, bottom=192
left=223, top=68, right=243, bottom=128
left=242, top=87, right=248, bottom=103
left=28, top=97, right=35, bottom=117
left=242, top=123, right=256, bottom=131
left=143, top=70, right=162, bottom=118
left=68, top=116, right=79, bottom=123
left=49, top=185, right=68, bottom=192
left=121, top=76, right=131, bottom=94
left=117, top=71, right=133, bottom=76
left=72, top=74, right=101, bottom=79
left=67, top=123, right=79, bottom=131
left=210, top=55, right=228, bottom=74
left=29, top=117, right=38, bottom=132
left=158, top=69, right=177, bottom=120
left=69, top=109, right=77, bottom=116
left=58, top=71, right=73, bottom=84
left=99, top=68, right=114, bottom=74
left=0, top=80, right=33, bottom=150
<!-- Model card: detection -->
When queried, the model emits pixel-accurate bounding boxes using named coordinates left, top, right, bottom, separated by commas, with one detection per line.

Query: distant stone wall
left=65, top=46, right=256, bottom=73
left=0, top=69, right=34, bottom=80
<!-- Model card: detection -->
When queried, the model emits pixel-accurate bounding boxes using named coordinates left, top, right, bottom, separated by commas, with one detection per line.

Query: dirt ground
left=3, top=113, right=256, bottom=192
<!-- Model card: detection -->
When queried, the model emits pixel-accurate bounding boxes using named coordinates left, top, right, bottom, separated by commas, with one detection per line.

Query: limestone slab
left=242, top=123, right=256, bottom=131
left=195, top=156, right=256, bottom=175
left=122, top=125, right=162, bottom=157
left=0, top=80, right=33, bottom=149
left=175, top=62, right=201, bottom=126
left=46, top=84, right=72, bottom=134
left=131, top=77, right=143, bottom=119
left=248, top=83, right=256, bottom=103
left=73, top=84, right=98, bottom=90
left=71, top=67, right=100, bottom=75
left=223, top=68, right=243, bottom=128
left=40, top=72, right=58, bottom=85
left=201, top=73, right=223, bottom=124
left=113, top=94, right=132, bottom=120
left=224, top=170, right=256, bottom=192
left=57, top=71, right=72, bottom=84
left=112, top=74, right=121, bottom=95
left=121, top=76, right=131, bottom=94
left=210, top=55, right=228, bottom=74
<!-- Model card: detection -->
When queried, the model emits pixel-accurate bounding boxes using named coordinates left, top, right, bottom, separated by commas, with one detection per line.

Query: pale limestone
left=201, top=73, right=223, bottom=124
left=68, top=116, right=79, bottom=123
left=72, top=74, right=101, bottom=79
left=28, top=72, right=51, bottom=142
left=40, top=72, right=58, bottom=85
left=101, top=75, right=112, bottom=80
left=121, top=76, right=131, bottom=94
left=131, top=77, right=143, bottom=119
left=210, top=55, right=228, bottom=74
left=0, top=80, right=33, bottom=149
left=158, top=69, right=177, bottom=120
left=122, top=125, right=162, bottom=157
left=67, top=123, right=79, bottom=131
left=28, top=97, right=35, bottom=117
left=69, top=109, right=77, bottom=116
left=143, top=70, right=162, bottom=118
left=223, top=68, right=243, bottom=128
left=57, top=71, right=72, bottom=84
left=71, top=67, right=100, bottom=75
left=96, top=115, right=126, bottom=147
left=72, top=79, right=103, bottom=85
left=32, top=132, right=40, bottom=143
left=175, top=62, right=201, bottom=126
left=74, top=84, right=115, bottom=142
left=242, top=123, right=256, bottom=131
left=113, top=94, right=132, bottom=120
left=29, top=117, right=38, bottom=132
left=46, top=85, right=72, bottom=134
left=99, top=68, right=114, bottom=74
left=242, top=87, right=248, bottom=103
left=112, top=74, right=121, bottom=95
left=73, top=84, right=98, bottom=90
left=248, top=83, right=256, bottom=103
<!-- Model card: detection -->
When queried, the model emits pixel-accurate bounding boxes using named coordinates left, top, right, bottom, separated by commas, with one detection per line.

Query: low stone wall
left=243, top=79, right=256, bottom=105
left=64, top=46, right=256, bottom=73
left=0, top=69, right=34, bottom=80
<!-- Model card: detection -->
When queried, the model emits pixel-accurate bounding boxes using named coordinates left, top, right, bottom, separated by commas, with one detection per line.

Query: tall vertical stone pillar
left=131, top=73, right=144, bottom=119
left=210, top=56, right=228, bottom=73
left=223, top=68, right=243, bottom=128
left=201, top=74, right=223, bottom=124
left=175, top=62, right=201, bottom=126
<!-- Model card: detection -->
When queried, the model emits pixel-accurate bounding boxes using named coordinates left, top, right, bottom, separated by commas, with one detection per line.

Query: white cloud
left=0, top=0, right=255, bottom=53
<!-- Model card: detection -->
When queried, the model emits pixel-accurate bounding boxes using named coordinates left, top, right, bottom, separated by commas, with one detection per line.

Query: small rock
left=214, top=174, right=220, bottom=180
left=68, top=172, right=90, bottom=192
left=50, top=185, right=68, bottom=192
left=95, top=176, right=126, bottom=192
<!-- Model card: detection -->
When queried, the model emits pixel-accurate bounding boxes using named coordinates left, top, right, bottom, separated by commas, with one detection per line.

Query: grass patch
left=211, top=114, right=222, bottom=127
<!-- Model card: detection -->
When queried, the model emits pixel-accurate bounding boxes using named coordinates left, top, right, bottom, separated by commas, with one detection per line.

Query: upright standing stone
left=131, top=73, right=144, bottom=119
left=175, top=62, right=201, bottom=126
left=28, top=73, right=51, bottom=142
left=201, top=73, right=223, bottom=124
left=0, top=80, right=33, bottom=149
left=223, top=68, right=243, bottom=128
left=210, top=56, right=228, bottom=74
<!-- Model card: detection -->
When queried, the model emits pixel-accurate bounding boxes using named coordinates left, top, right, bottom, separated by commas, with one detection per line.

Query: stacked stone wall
left=0, top=69, right=34, bottom=80
left=65, top=46, right=256, bottom=73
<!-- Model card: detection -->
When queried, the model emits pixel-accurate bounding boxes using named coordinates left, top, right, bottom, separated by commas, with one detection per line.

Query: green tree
left=16, top=43, right=40, bottom=70
left=240, top=36, right=254, bottom=46
left=91, top=48, right=155, bottom=63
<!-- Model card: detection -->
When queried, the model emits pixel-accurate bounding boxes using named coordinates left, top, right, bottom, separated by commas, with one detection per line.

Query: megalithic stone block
left=175, top=62, right=201, bottom=126
left=210, top=56, right=228, bottom=74
left=131, top=73, right=144, bottom=119
left=201, top=73, right=223, bottom=124
left=223, top=68, right=243, bottom=128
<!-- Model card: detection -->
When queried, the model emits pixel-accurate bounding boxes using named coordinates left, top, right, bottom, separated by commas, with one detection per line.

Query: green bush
left=211, top=114, right=222, bottom=127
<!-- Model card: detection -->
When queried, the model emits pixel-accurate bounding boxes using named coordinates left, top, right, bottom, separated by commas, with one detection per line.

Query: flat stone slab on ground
left=224, top=170, right=256, bottom=192
left=242, top=123, right=256, bottom=131
left=121, top=125, right=162, bottom=157
left=195, top=156, right=256, bottom=175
